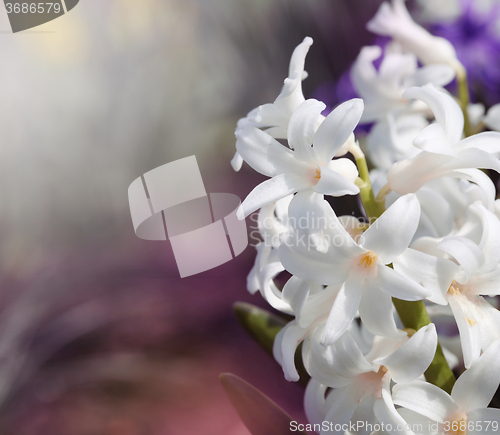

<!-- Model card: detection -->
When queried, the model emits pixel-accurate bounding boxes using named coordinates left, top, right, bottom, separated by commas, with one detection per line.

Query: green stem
left=392, top=299, right=456, bottom=394
left=351, top=145, right=456, bottom=393
left=456, top=63, right=472, bottom=138
left=351, top=145, right=386, bottom=221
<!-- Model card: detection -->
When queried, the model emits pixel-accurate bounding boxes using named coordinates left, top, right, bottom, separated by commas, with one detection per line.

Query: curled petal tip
left=302, top=36, right=313, bottom=46
left=236, top=206, right=246, bottom=221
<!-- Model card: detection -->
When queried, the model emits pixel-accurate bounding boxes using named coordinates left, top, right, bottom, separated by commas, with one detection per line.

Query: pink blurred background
left=0, top=1, right=384, bottom=433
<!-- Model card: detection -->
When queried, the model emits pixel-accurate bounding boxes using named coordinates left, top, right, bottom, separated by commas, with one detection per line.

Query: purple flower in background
left=310, top=72, right=358, bottom=117
left=431, top=0, right=500, bottom=105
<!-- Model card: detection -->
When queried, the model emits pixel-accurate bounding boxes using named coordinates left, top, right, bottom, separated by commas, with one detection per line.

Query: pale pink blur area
left=0, top=0, right=382, bottom=433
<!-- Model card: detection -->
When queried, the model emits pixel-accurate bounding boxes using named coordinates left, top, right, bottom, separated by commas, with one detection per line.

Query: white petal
left=468, top=103, right=485, bottom=127
left=351, top=396, right=377, bottom=435
left=412, top=123, right=458, bottom=156
left=374, top=389, right=414, bottom=435
left=322, top=387, right=361, bottom=435
left=246, top=242, right=268, bottom=294
left=272, top=37, right=313, bottom=114
left=367, top=0, right=412, bottom=37
left=282, top=276, right=310, bottom=317
left=351, top=46, right=383, bottom=110
left=460, top=131, right=500, bottom=155
left=387, top=151, right=450, bottom=194
left=451, top=340, right=500, bottom=412
left=333, top=331, right=374, bottom=377
left=392, top=380, right=459, bottom=423
left=454, top=147, right=500, bottom=173
left=235, top=126, right=307, bottom=176
left=484, top=104, right=500, bottom=131
left=257, top=199, right=289, bottom=247
left=287, top=99, right=325, bottom=162
left=278, top=237, right=354, bottom=285
left=469, top=202, right=500, bottom=273
left=446, top=168, right=496, bottom=211
left=406, top=64, right=455, bottom=88
left=327, top=158, right=359, bottom=182
left=358, top=281, right=401, bottom=338
left=468, top=408, right=500, bottom=435
left=367, top=118, right=404, bottom=169
left=259, top=262, right=294, bottom=314
left=303, top=340, right=352, bottom=388
left=379, top=51, right=416, bottom=89
left=304, top=330, right=371, bottom=387
left=298, top=284, right=341, bottom=328
left=377, top=324, right=437, bottom=383
left=360, top=194, right=421, bottom=264
left=403, top=84, right=463, bottom=145
left=377, top=265, right=431, bottom=300
left=237, top=173, right=310, bottom=219
left=438, top=236, right=485, bottom=283
left=473, top=297, right=500, bottom=350
left=249, top=103, right=289, bottom=133
left=313, top=165, right=360, bottom=196
left=288, top=37, right=313, bottom=79
left=313, top=98, right=364, bottom=162
left=369, top=0, right=458, bottom=66
left=273, top=321, right=307, bottom=382
left=278, top=210, right=364, bottom=284
left=322, top=277, right=363, bottom=345
left=393, top=248, right=458, bottom=305
left=416, top=187, right=454, bottom=238
left=304, top=379, right=328, bottom=427
left=288, top=190, right=330, bottom=253
left=272, top=74, right=303, bottom=123
left=448, top=294, right=481, bottom=368
left=231, top=151, right=243, bottom=171
left=397, top=408, right=435, bottom=435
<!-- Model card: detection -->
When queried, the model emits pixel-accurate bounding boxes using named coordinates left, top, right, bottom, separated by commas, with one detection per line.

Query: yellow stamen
left=467, top=318, right=477, bottom=326
left=358, top=251, right=377, bottom=268
left=314, top=168, right=321, bottom=182
left=447, top=281, right=460, bottom=296
left=378, top=365, right=388, bottom=375
left=445, top=416, right=468, bottom=435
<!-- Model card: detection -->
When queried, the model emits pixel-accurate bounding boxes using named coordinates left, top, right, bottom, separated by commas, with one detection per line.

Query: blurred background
left=1, top=0, right=477, bottom=433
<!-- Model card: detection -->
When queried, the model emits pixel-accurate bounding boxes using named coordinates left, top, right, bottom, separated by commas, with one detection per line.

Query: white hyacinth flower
left=231, top=36, right=313, bottom=171
left=395, top=202, right=500, bottom=367
left=235, top=98, right=363, bottom=219
left=279, top=194, right=430, bottom=343
left=387, top=84, right=500, bottom=208
left=352, top=45, right=454, bottom=125
left=367, top=0, right=460, bottom=69
left=393, top=340, right=500, bottom=435
left=302, top=325, right=437, bottom=435
left=351, top=45, right=454, bottom=170
left=246, top=195, right=294, bottom=313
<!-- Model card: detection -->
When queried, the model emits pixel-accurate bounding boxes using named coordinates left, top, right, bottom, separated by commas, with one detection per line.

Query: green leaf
left=220, top=373, right=308, bottom=435
left=233, top=302, right=287, bottom=356
left=234, top=302, right=310, bottom=386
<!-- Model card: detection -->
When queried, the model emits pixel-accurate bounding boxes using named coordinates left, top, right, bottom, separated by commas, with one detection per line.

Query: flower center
left=314, top=167, right=321, bottom=184
left=358, top=251, right=377, bottom=268
left=447, top=281, right=461, bottom=296
left=355, top=365, right=389, bottom=398
left=445, top=414, right=468, bottom=435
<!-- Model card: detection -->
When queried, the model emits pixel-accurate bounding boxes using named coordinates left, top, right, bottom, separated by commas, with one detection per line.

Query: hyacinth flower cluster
left=224, top=1, right=500, bottom=434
